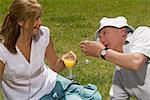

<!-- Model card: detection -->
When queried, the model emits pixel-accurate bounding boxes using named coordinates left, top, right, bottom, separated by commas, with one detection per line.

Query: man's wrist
left=100, top=47, right=109, bottom=59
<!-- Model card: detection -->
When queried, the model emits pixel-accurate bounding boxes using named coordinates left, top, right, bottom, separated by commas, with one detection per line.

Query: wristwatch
left=100, top=47, right=109, bottom=59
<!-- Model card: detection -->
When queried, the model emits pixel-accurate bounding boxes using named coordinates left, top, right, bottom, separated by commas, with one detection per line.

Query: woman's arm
left=45, top=37, right=66, bottom=73
left=0, top=60, right=5, bottom=87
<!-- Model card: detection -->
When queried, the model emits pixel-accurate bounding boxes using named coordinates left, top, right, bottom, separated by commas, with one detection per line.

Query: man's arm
left=104, top=49, right=148, bottom=71
left=80, top=41, right=148, bottom=71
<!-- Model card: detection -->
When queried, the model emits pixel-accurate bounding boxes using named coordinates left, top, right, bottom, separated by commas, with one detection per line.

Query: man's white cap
left=95, top=16, right=135, bottom=41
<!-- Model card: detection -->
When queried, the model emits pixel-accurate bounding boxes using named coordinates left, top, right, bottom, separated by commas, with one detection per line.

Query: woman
left=0, top=0, right=101, bottom=100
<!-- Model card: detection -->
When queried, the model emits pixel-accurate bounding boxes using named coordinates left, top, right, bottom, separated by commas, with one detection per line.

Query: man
left=80, top=16, right=150, bottom=99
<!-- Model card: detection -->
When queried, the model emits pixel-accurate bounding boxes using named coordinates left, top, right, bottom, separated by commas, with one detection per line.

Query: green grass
left=0, top=0, right=150, bottom=99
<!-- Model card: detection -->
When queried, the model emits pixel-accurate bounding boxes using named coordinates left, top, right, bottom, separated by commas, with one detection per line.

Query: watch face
left=101, top=49, right=107, bottom=56
left=100, top=48, right=109, bottom=59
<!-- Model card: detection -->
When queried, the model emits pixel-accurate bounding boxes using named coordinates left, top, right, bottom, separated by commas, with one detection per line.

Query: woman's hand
left=61, top=51, right=77, bottom=64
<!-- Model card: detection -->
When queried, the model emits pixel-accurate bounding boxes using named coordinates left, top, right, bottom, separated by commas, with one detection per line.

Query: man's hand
left=80, top=40, right=105, bottom=57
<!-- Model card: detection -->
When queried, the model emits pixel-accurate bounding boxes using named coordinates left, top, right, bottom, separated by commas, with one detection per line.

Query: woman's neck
left=17, top=31, right=32, bottom=47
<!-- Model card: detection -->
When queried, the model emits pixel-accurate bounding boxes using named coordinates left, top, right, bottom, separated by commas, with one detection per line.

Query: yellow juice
left=64, top=59, right=76, bottom=68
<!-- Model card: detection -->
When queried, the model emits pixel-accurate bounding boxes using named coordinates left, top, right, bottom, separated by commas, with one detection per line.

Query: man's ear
left=121, top=28, right=127, bottom=38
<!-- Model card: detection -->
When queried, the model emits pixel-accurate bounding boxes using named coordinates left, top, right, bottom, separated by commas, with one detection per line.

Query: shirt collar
left=124, top=32, right=133, bottom=45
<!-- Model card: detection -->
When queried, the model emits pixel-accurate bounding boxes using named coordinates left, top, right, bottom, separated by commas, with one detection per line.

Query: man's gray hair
left=124, top=26, right=134, bottom=33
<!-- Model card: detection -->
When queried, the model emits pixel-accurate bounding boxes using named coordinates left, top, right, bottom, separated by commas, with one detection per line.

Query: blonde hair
left=0, top=0, right=41, bottom=54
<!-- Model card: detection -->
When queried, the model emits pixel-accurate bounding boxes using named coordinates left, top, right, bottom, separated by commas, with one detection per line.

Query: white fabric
left=95, top=16, right=135, bottom=41
left=0, top=26, right=57, bottom=100
left=99, top=16, right=128, bottom=30
left=110, top=26, right=150, bottom=99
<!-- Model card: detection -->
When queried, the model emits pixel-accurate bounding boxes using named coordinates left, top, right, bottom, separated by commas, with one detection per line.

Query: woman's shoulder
left=40, top=26, right=50, bottom=34
left=0, top=43, right=8, bottom=64
left=37, top=26, right=50, bottom=46
left=39, top=26, right=50, bottom=38
left=0, top=42, right=5, bottom=49
left=0, top=43, right=9, bottom=53
left=38, top=26, right=49, bottom=38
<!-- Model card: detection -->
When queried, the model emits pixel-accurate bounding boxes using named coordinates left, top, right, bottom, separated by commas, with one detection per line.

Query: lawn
left=0, top=0, right=150, bottom=99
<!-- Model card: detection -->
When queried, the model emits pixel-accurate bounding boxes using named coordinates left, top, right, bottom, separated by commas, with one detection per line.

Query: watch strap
left=101, top=47, right=109, bottom=59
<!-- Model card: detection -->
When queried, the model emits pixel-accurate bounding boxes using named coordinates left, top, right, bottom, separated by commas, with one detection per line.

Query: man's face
left=99, top=27, right=124, bottom=52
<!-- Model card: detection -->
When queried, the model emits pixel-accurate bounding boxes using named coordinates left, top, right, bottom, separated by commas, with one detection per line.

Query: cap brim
left=127, top=25, right=135, bottom=32
left=95, top=28, right=101, bottom=41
